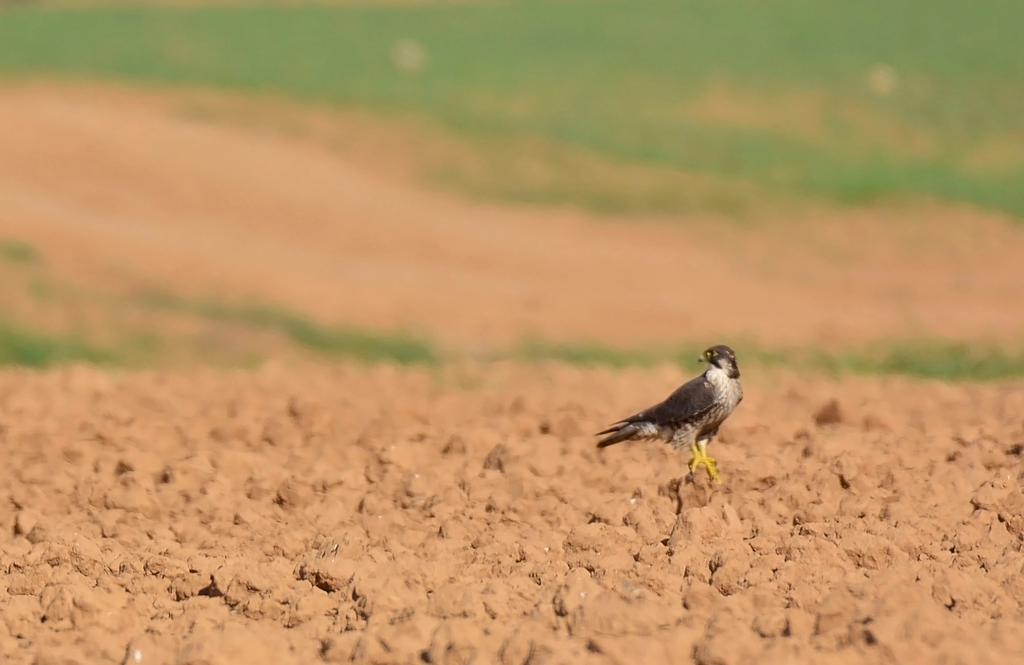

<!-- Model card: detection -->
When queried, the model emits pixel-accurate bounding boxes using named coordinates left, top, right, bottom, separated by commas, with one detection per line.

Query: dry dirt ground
left=0, top=82, right=1023, bottom=665
left=0, top=364, right=1022, bottom=665
left=2, top=83, right=1024, bottom=353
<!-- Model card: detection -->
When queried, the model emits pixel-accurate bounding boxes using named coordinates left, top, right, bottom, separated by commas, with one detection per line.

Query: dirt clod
left=814, top=399, right=844, bottom=426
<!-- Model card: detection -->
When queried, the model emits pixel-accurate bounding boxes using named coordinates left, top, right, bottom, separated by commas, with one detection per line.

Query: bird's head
left=699, top=344, right=740, bottom=379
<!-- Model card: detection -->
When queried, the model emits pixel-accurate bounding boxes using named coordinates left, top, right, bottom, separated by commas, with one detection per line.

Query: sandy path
left=1, top=83, right=1022, bottom=352
left=0, top=363, right=1021, bottom=664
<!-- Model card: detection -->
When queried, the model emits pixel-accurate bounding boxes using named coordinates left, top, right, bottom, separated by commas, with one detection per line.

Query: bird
left=595, top=344, right=743, bottom=483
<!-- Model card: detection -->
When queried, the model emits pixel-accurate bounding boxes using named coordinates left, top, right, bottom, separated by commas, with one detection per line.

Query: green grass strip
left=139, top=292, right=437, bottom=364
left=0, top=323, right=114, bottom=367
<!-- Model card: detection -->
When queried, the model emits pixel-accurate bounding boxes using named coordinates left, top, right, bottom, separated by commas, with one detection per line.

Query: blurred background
left=0, top=0, right=1022, bottom=379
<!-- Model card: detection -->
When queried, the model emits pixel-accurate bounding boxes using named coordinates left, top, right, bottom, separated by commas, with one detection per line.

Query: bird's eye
left=705, top=350, right=713, bottom=359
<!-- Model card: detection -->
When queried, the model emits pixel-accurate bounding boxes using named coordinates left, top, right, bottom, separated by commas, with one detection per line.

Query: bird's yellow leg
left=687, top=441, right=721, bottom=484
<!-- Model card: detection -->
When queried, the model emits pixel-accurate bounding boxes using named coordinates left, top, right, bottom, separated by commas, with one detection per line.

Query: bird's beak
left=697, top=356, right=704, bottom=363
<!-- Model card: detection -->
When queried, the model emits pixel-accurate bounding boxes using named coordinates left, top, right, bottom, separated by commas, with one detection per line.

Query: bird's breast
left=706, top=369, right=742, bottom=415
left=723, top=379, right=743, bottom=412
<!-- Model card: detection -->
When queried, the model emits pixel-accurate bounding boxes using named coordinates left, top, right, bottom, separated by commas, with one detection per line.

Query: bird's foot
left=687, top=442, right=721, bottom=484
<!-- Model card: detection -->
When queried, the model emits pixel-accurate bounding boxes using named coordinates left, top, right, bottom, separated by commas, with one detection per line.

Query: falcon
left=595, top=344, right=743, bottom=483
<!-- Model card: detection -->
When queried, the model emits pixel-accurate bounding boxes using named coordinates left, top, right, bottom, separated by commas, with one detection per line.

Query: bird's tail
left=595, top=422, right=641, bottom=448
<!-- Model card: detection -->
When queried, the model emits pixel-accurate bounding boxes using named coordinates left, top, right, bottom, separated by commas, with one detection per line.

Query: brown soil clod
left=814, top=399, right=844, bottom=426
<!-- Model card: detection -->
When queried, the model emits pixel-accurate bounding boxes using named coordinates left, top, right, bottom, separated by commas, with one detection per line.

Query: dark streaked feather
left=595, top=374, right=716, bottom=447
left=596, top=422, right=643, bottom=448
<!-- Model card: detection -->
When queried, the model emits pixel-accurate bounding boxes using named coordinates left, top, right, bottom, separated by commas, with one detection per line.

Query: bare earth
left=1, top=83, right=1024, bottom=352
left=0, top=364, right=1022, bottom=665
left=0, top=83, right=1023, bottom=665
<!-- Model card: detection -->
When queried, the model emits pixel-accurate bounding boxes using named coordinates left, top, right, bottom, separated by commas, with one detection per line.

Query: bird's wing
left=637, top=374, right=718, bottom=427
left=599, top=374, right=717, bottom=434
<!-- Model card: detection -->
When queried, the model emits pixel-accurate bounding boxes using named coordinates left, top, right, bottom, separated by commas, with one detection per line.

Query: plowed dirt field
left=1, top=365, right=1022, bottom=664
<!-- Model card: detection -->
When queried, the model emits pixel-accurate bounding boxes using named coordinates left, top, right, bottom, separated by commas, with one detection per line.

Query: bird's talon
left=688, top=443, right=722, bottom=484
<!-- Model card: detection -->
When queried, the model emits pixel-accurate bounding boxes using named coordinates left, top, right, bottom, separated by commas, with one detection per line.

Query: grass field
left=1, top=0, right=1023, bottom=216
